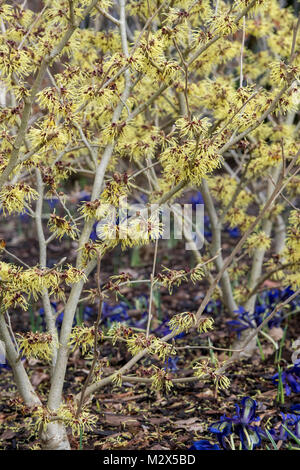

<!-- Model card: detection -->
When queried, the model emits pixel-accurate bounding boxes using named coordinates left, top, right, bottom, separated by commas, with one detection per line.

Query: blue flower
left=189, top=439, right=220, bottom=450
left=227, top=307, right=257, bottom=338
left=152, top=320, right=185, bottom=339
left=209, top=397, right=261, bottom=450
left=19, top=208, right=31, bottom=223
left=77, top=191, right=91, bottom=203
left=190, top=192, right=204, bottom=209
left=89, top=222, right=99, bottom=241
left=39, top=302, right=76, bottom=331
left=164, top=356, right=179, bottom=372
left=290, top=404, right=300, bottom=414
left=0, top=345, right=10, bottom=372
left=102, top=301, right=130, bottom=323
left=272, top=360, right=300, bottom=396
left=227, top=287, right=300, bottom=338
left=267, top=412, right=300, bottom=442
left=226, top=226, right=240, bottom=238
left=83, top=306, right=94, bottom=321
left=46, top=198, right=59, bottom=210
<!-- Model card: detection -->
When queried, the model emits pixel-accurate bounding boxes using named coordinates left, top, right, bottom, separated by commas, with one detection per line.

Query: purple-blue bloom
left=19, top=208, right=31, bottom=223
left=190, top=191, right=204, bottom=209
left=266, top=412, right=300, bottom=443
left=228, top=287, right=300, bottom=338
left=209, top=397, right=261, bottom=450
left=271, top=360, right=300, bottom=396
left=226, top=226, right=241, bottom=238
left=46, top=197, right=59, bottom=210
left=189, top=439, right=220, bottom=450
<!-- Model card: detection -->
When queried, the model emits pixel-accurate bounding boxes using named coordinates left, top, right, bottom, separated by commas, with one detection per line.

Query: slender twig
left=76, top=253, right=103, bottom=415
left=240, top=16, right=246, bottom=88
left=146, top=237, right=159, bottom=338
left=96, top=5, right=120, bottom=26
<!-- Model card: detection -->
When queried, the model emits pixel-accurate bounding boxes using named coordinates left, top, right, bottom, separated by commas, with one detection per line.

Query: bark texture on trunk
left=41, top=422, right=71, bottom=450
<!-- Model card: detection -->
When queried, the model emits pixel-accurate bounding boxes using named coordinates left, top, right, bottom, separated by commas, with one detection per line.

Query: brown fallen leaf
left=268, top=327, right=284, bottom=342
left=150, top=444, right=170, bottom=450
left=149, top=416, right=170, bottom=425
left=0, top=429, right=16, bottom=440
left=103, top=412, right=140, bottom=428
left=172, top=417, right=204, bottom=432
left=31, top=371, right=49, bottom=387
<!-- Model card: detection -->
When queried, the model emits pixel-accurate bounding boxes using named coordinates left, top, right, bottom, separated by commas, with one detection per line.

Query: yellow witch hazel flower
left=57, top=403, right=98, bottom=437
left=107, top=323, right=134, bottom=345
left=126, top=332, right=176, bottom=361
left=0, top=183, right=38, bottom=215
left=30, top=406, right=52, bottom=433
left=16, top=332, right=55, bottom=362
left=101, top=173, right=129, bottom=207
left=168, top=312, right=197, bottom=334
left=270, top=61, right=300, bottom=86
left=207, top=12, right=238, bottom=37
left=280, top=210, right=300, bottom=289
left=79, top=199, right=110, bottom=220
left=31, top=402, right=97, bottom=438
left=68, top=325, right=103, bottom=355
left=246, top=231, right=271, bottom=253
left=193, top=358, right=230, bottom=391
left=197, top=317, right=214, bottom=333
left=64, top=265, right=87, bottom=285
left=48, top=212, right=79, bottom=240
left=176, top=116, right=211, bottom=139
left=150, top=366, right=174, bottom=393
left=154, top=266, right=189, bottom=294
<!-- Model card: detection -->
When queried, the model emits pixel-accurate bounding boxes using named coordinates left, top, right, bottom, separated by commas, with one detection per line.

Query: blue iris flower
left=271, top=359, right=300, bottom=396
left=46, top=198, right=59, bottom=210
left=39, top=302, right=76, bottom=331
left=89, top=221, right=99, bottom=241
left=227, top=307, right=257, bottom=338
left=19, top=208, right=31, bottom=223
left=290, top=404, right=300, bottom=414
left=152, top=320, right=185, bottom=340
left=0, top=342, right=10, bottom=372
left=77, top=191, right=91, bottom=203
left=164, top=356, right=179, bottom=372
left=226, top=226, right=241, bottom=238
left=209, top=397, right=261, bottom=450
left=190, top=192, right=204, bottom=209
left=228, top=287, right=300, bottom=338
left=189, top=439, right=220, bottom=450
left=102, top=301, right=130, bottom=323
left=267, top=412, right=300, bottom=442
left=83, top=306, right=94, bottom=321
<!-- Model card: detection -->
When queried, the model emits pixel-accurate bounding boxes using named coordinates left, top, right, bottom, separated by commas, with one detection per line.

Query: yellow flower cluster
left=68, top=326, right=102, bottom=355
left=150, top=366, right=174, bottom=393
left=168, top=312, right=197, bottom=334
left=48, top=213, right=79, bottom=240
left=0, top=184, right=38, bottom=215
left=126, top=332, right=176, bottom=361
left=193, top=359, right=230, bottom=391
left=16, top=332, right=54, bottom=362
